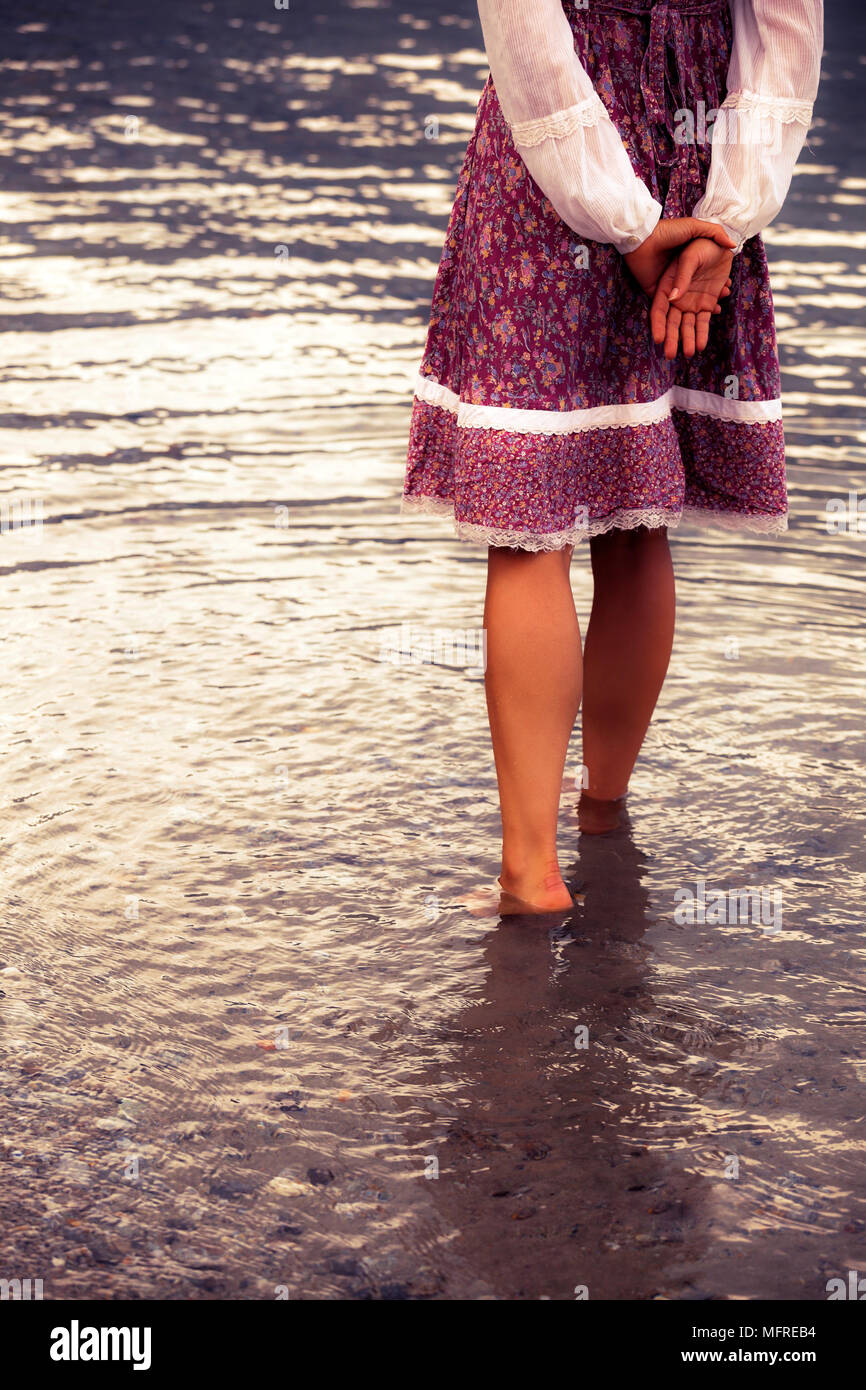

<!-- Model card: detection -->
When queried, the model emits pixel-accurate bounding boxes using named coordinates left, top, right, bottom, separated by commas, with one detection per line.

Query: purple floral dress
left=401, top=0, right=787, bottom=550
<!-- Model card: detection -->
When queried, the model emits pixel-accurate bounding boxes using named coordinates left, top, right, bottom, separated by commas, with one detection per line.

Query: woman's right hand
left=624, top=217, right=736, bottom=301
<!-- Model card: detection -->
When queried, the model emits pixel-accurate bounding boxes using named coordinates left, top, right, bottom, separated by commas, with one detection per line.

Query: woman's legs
left=484, top=544, right=580, bottom=910
left=580, top=525, right=675, bottom=826
left=483, top=526, right=675, bottom=899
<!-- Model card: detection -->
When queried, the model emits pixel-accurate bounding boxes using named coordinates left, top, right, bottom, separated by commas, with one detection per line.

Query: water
left=0, top=0, right=864, bottom=1300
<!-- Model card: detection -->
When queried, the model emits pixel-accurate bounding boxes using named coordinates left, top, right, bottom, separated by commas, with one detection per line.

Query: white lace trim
left=509, top=95, right=610, bottom=148
left=400, top=493, right=788, bottom=549
left=680, top=506, right=788, bottom=535
left=721, top=89, right=814, bottom=126
left=413, top=371, right=782, bottom=433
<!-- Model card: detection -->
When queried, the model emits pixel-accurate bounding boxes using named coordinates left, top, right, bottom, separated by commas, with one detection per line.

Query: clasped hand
left=624, top=217, right=736, bottom=359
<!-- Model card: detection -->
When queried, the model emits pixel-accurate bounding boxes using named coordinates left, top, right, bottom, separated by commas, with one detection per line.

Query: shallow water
left=0, top=0, right=864, bottom=1300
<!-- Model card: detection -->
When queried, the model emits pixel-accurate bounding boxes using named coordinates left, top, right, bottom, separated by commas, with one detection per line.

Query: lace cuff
left=510, top=94, right=610, bottom=148
left=721, top=89, right=815, bottom=125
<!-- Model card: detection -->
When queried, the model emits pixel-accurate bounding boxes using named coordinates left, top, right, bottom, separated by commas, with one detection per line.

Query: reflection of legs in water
left=426, top=825, right=691, bottom=1300
left=579, top=526, right=675, bottom=833
left=484, top=544, right=580, bottom=911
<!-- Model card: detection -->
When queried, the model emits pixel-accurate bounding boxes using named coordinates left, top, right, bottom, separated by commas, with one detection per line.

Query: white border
left=412, top=370, right=782, bottom=434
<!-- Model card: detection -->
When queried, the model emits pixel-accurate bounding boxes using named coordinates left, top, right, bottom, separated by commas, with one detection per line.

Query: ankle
left=500, top=852, right=565, bottom=890
left=501, top=842, right=560, bottom=870
left=577, top=789, right=627, bottom=834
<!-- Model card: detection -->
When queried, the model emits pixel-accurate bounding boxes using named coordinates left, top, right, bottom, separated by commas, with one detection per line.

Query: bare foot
left=578, top=790, right=627, bottom=835
left=464, top=877, right=579, bottom=918
left=496, top=871, right=575, bottom=914
left=464, top=882, right=503, bottom=917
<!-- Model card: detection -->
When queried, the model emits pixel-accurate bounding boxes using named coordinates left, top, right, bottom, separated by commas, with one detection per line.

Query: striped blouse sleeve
left=476, top=0, right=663, bottom=255
left=692, top=0, right=824, bottom=253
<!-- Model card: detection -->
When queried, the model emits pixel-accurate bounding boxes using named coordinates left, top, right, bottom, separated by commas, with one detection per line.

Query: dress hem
left=400, top=492, right=788, bottom=550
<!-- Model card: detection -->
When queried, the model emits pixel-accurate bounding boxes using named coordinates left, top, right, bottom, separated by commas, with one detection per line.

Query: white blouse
left=475, top=0, right=823, bottom=255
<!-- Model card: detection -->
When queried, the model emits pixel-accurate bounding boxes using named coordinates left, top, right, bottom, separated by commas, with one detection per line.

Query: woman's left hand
left=650, top=238, right=735, bottom=359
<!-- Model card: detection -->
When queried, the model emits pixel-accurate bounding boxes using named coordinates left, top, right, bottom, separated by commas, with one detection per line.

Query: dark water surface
left=0, top=0, right=864, bottom=1299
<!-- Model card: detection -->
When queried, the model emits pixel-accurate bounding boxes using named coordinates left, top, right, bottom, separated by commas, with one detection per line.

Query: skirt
left=401, top=0, right=787, bottom=550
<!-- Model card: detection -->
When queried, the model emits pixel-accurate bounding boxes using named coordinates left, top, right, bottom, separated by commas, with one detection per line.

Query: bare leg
left=484, top=544, right=580, bottom=910
left=580, top=525, right=675, bottom=830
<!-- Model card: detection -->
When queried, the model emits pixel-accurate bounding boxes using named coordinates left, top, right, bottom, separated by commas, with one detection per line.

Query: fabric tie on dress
left=592, top=0, right=727, bottom=216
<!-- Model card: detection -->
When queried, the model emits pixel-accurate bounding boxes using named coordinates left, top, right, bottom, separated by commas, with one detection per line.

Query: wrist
left=690, top=202, right=746, bottom=255
left=613, top=204, right=662, bottom=257
left=718, top=222, right=746, bottom=256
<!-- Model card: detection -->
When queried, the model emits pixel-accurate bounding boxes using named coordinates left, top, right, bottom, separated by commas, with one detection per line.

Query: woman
left=402, top=0, right=823, bottom=911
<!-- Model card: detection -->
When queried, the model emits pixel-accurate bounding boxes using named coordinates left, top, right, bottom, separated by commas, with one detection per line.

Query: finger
left=681, top=311, right=697, bottom=359
left=667, top=241, right=703, bottom=303
left=651, top=292, right=668, bottom=344
left=696, top=309, right=712, bottom=351
left=651, top=285, right=673, bottom=343
left=650, top=263, right=678, bottom=342
left=655, top=217, right=717, bottom=252
left=664, top=305, right=682, bottom=360
left=690, top=220, right=737, bottom=249
left=653, top=219, right=694, bottom=251
left=665, top=218, right=737, bottom=251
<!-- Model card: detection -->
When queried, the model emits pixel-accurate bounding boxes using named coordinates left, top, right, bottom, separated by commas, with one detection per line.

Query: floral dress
left=401, top=0, right=823, bottom=550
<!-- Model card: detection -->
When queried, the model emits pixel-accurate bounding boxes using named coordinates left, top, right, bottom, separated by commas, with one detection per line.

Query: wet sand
left=0, top=0, right=864, bottom=1299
